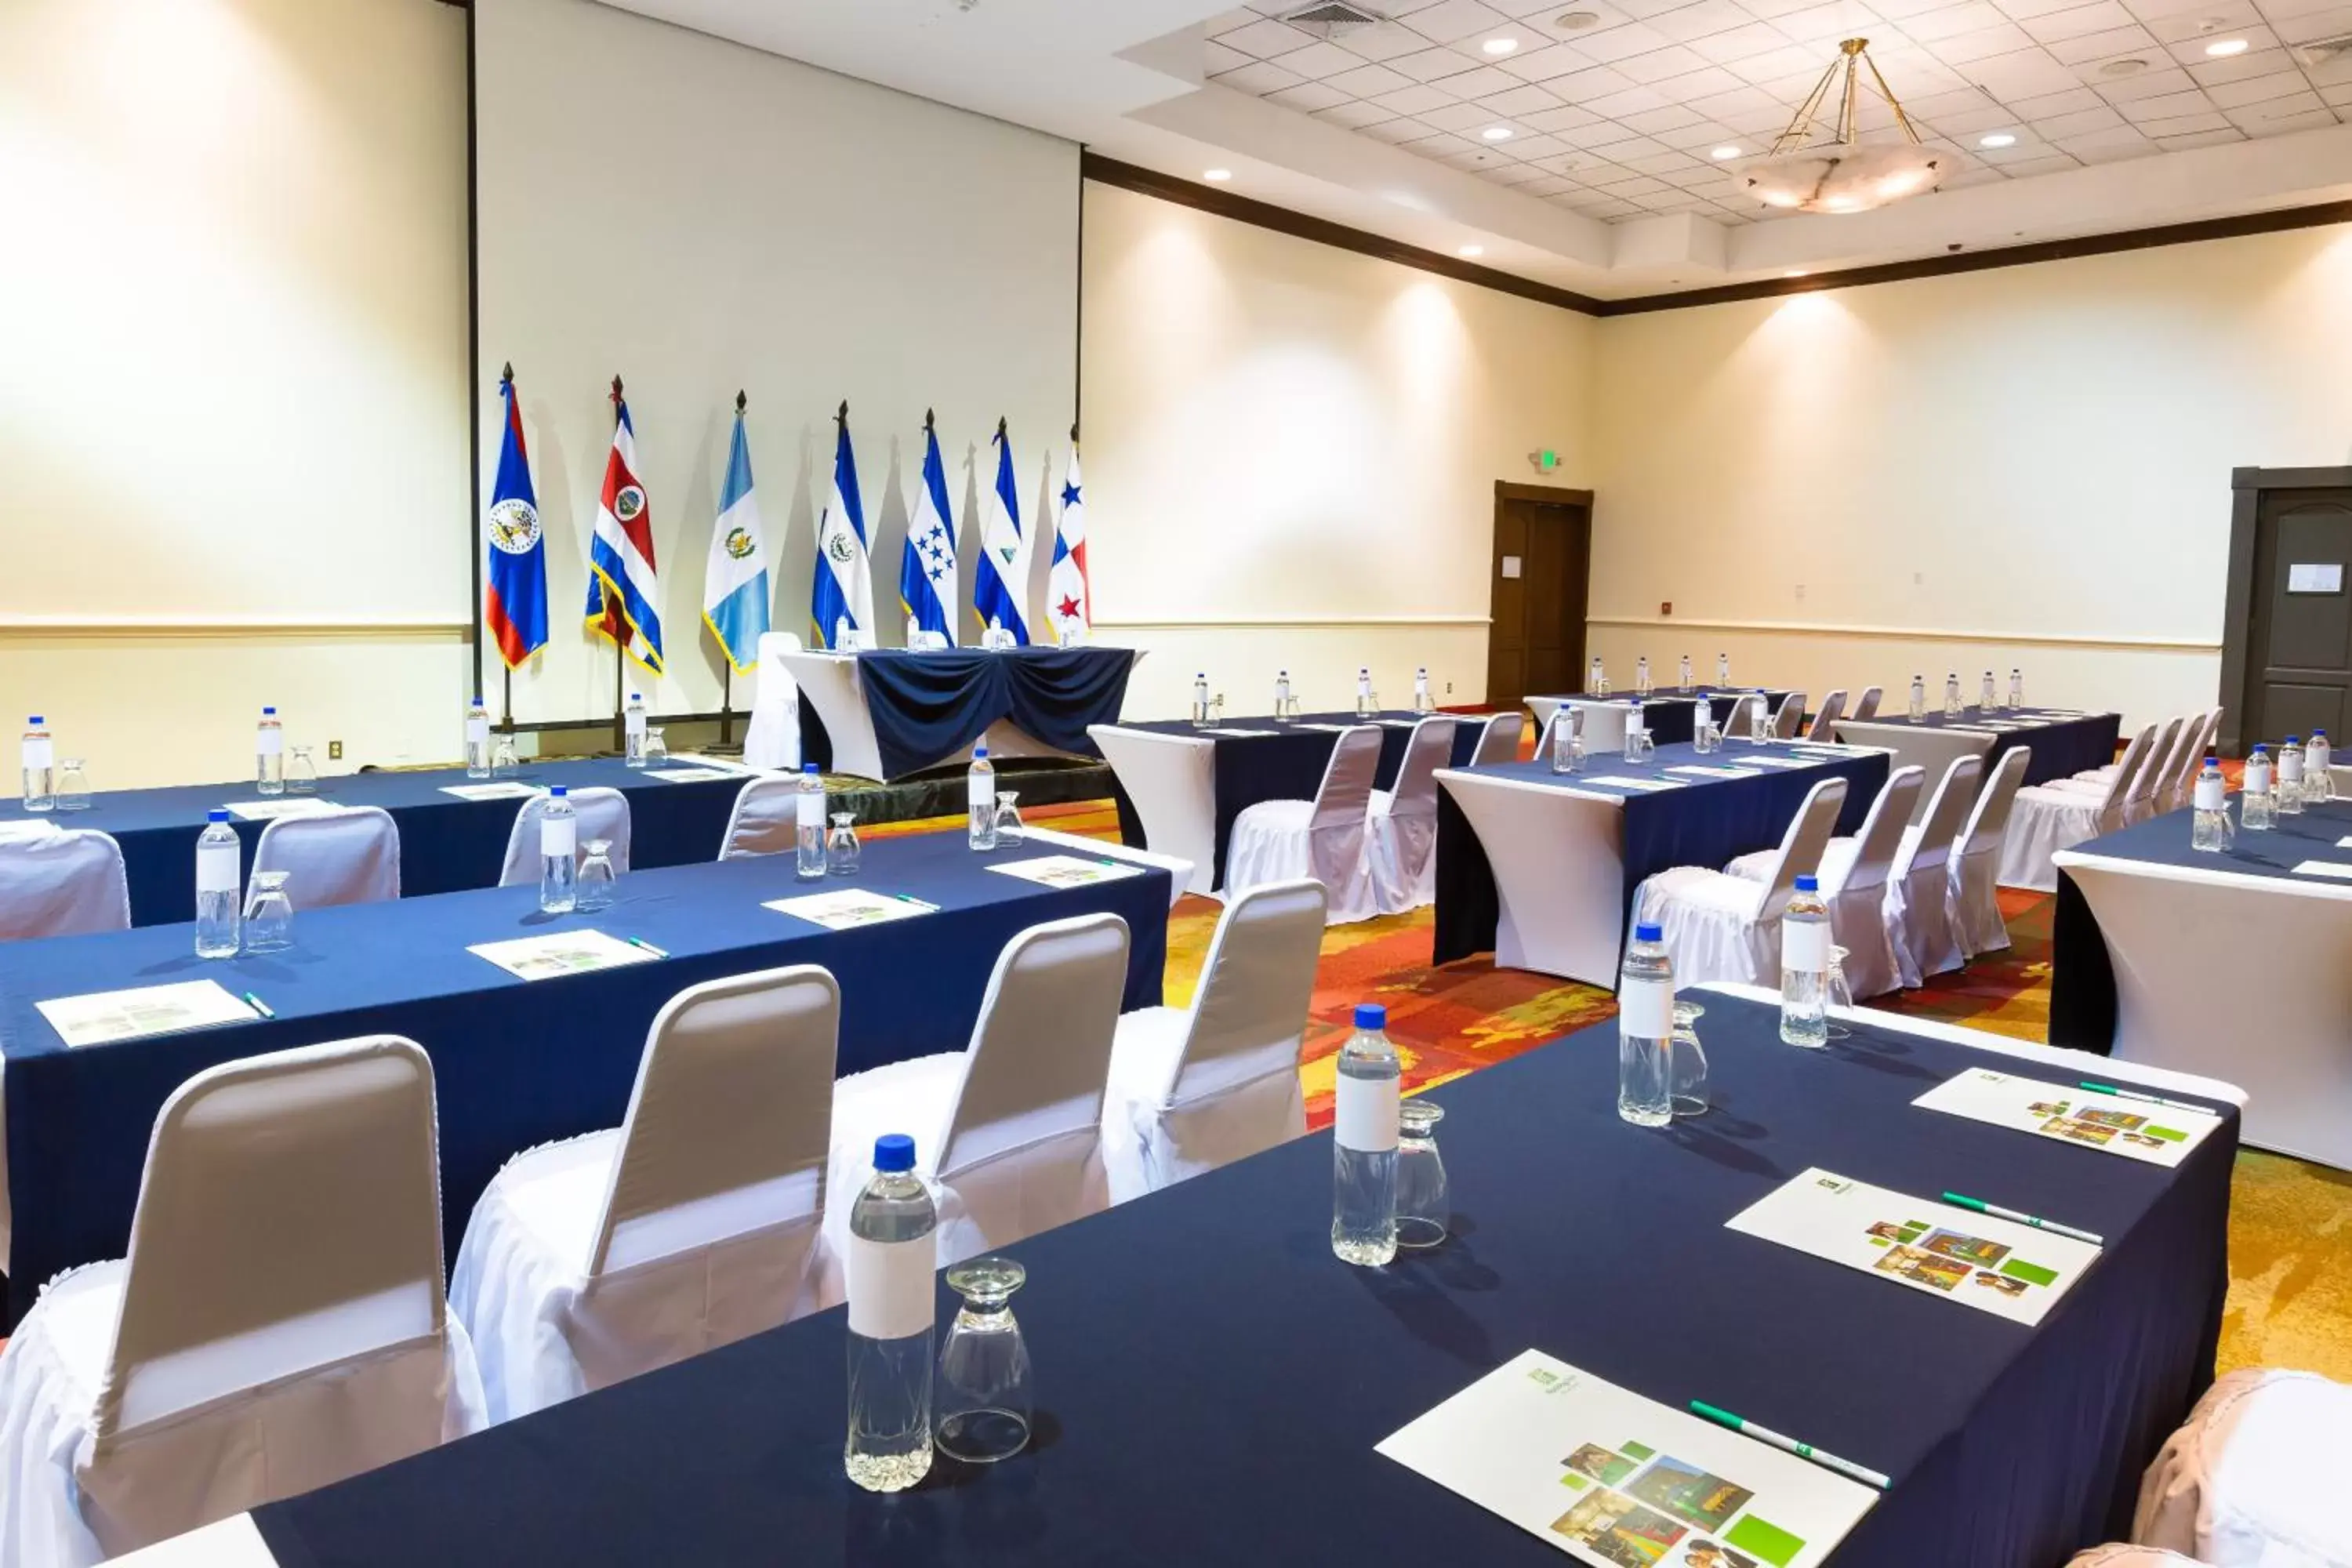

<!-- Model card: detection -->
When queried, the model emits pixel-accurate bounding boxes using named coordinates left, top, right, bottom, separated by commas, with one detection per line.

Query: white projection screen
left=473, top=0, right=1080, bottom=725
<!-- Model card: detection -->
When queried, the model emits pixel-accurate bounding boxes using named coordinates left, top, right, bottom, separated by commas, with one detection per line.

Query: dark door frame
left=2221, top=465, right=2352, bottom=754
left=1488, top=481, right=1595, bottom=711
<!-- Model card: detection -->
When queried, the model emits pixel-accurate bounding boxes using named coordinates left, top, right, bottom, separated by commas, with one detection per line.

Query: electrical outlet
left=1660, top=601, right=1672, bottom=616
left=1794, top=583, right=1806, bottom=601
left=1445, top=681, right=1453, bottom=695
left=328, top=740, right=343, bottom=760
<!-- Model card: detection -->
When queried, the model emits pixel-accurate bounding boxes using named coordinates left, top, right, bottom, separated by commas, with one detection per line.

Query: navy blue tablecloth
left=2050, top=797, right=2352, bottom=1051
left=0, top=759, right=748, bottom=930
left=1432, top=742, right=1889, bottom=970
left=1540, top=688, right=1794, bottom=748
left=1107, top=713, right=1481, bottom=891
left=852, top=647, right=1136, bottom=782
left=1842, top=708, right=2122, bottom=788
left=251, top=993, right=2236, bottom=1568
left=0, top=832, right=1168, bottom=1323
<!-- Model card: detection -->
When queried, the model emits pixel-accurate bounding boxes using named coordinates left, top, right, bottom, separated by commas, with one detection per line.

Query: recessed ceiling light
left=2099, top=56, right=2150, bottom=76
left=1459, top=244, right=1486, bottom=257
left=1482, top=125, right=1515, bottom=140
left=1711, top=144, right=1743, bottom=159
left=1483, top=35, right=1520, bottom=54
left=1978, top=132, right=2016, bottom=147
left=1555, top=9, right=1602, bottom=30
left=1203, top=168, right=1232, bottom=182
left=2205, top=36, right=2249, bottom=55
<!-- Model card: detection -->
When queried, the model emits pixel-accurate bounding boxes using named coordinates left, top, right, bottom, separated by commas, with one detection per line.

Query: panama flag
left=585, top=379, right=664, bottom=675
left=811, top=402, right=875, bottom=648
left=701, top=397, right=770, bottom=674
left=898, top=409, right=957, bottom=645
left=1048, top=440, right=1091, bottom=644
left=484, top=365, right=549, bottom=668
left=973, top=417, right=1030, bottom=644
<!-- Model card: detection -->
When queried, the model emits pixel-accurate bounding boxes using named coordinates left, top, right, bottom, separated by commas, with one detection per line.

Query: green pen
left=241, top=991, right=275, bottom=1020
left=623, top=936, right=668, bottom=959
left=2078, top=1080, right=2211, bottom=1116
left=1688, top=1401, right=1889, bottom=1490
left=1941, top=1191, right=2102, bottom=1247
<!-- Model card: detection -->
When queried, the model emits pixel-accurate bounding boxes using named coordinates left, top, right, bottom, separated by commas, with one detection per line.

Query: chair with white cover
left=1721, top=693, right=1771, bottom=739
left=1225, top=725, right=1381, bottom=924
left=249, top=805, right=401, bottom=909
left=449, top=967, right=841, bottom=1424
left=740, top=630, right=804, bottom=771
left=1998, top=724, right=2154, bottom=893
left=1806, top=688, right=1848, bottom=742
left=1101, top=880, right=1324, bottom=1202
left=1851, top=684, right=1883, bottom=721
left=498, top=787, right=632, bottom=886
left=717, top=774, right=803, bottom=859
left=2062, top=1548, right=2202, bottom=1567
left=1724, top=767, right=1922, bottom=1001
left=1772, top=691, right=1809, bottom=739
left=2160, top=707, right=2222, bottom=815
left=0, top=1037, right=485, bottom=1566
left=1471, top=711, right=1524, bottom=765
left=826, top=913, right=1130, bottom=1268
left=2077, top=716, right=2181, bottom=829
left=1631, top=778, right=1849, bottom=987
left=1949, top=747, right=2030, bottom=960
left=2132, top=1367, right=2352, bottom=1566
left=0, top=827, right=129, bottom=941
left=2058, top=714, right=2178, bottom=794
left=1367, top=717, right=1457, bottom=913
left=1884, top=755, right=1982, bottom=985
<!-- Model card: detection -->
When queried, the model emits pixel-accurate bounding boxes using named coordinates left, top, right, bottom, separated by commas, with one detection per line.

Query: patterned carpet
left=888, top=796, right=2352, bottom=1385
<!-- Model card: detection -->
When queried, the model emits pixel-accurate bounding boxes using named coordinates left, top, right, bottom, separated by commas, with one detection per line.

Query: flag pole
left=609, top=373, right=626, bottom=756
left=720, top=389, right=744, bottom=747
left=499, top=363, right=518, bottom=734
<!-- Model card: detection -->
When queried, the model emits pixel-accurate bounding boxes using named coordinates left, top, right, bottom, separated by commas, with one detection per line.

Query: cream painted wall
left=0, top=0, right=470, bottom=789
left=1587, top=225, right=2352, bottom=733
left=1080, top=181, right=1594, bottom=717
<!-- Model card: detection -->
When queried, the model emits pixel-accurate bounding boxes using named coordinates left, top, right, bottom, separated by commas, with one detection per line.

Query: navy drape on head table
left=851, top=647, right=1137, bottom=780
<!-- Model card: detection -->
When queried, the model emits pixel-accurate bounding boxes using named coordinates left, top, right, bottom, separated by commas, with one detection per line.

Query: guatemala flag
left=811, top=404, right=874, bottom=648
left=701, top=401, right=770, bottom=674
left=586, top=385, right=664, bottom=676
left=973, top=418, right=1029, bottom=645
left=899, top=412, right=957, bottom=645
left=1048, top=443, right=1091, bottom=644
left=484, top=366, right=548, bottom=669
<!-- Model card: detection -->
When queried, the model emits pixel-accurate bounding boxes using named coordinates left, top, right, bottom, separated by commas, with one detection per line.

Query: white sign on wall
left=2288, top=562, right=2344, bottom=594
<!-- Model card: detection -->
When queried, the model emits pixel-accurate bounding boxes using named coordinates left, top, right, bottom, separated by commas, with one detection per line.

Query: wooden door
left=1486, top=485, right=1592, bottom=710
left=2244, top=487, right=2352, bottom=743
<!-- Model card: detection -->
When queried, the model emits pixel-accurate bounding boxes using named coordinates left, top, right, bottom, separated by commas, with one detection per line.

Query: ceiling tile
left=1387, top=45, right=1485, bottom=79
left=1325, top=60, right=1417, bottom=94
left=2153, top=124, right=2252, bottom=143
left=1940, top=164, right=2013, bottom=184
left=1203, top=39, right=1254, bottom=74
left=1625, top=145, right=1713, bottom=170
left=1960, top=46, right=2092, bottom=94
left=1498, top=42, right=1602, bottom=78
left=2019, top=1, right=2142, bottom=42
left=1479, top=80, right=1576, bottom=111
left=2056, top=117, right=2157, bottom=142
left=1908, top=83, right=2007, bottom=113
left=2188, top=45, right=2297, bottom=84
left=1522, top=100, right=1613, bottom=129
left=2044, top=23, right=2161, bottom=60
left=1619, top=100, right=1715, bottom=128
left=1659, top=116, right=1751, bottom=144
left=1203, top=7, right=1261, bottom=30
left=1420, top=98, right=1508, bottom=129
left=1588, top=82, right=1679, bottom=110
left=1276, top=38, right=1384, bottom=75
left=1506, top=129, right=1580, bottom=154
left=2142, top=0, right=2260, bottom=41
left=2238, top=103, right=2340, bottom=131
left=1688, top=21, right=1800, bottom=60
left=1403, top=0, right=1519, bottom=42
left=1437, top=144, right=1514, bottom=168
left=1337, top=23, right=1449, bottom=63
left=1612, top=42, right=1714, bottom=78
left=1371, top=81, right=1461, bottom=112
left=1640, top=62, right=1754, bottom=95
left=1475, top=159, right=1548, bottom=182
left=1551, top=63, right=1647, bottom=96
left=2131, top=104, right=2234, bottom=127
left=2035, top=101, right=2130, bottom=130
left=1429, top=62, right=1531, bottom=94
left=2069, top=129, right=2167, bottom=154
left=1932, top=23, right=2042, bottom=60
left=1727, top=44, right=1840, bottom=81
left=2201, top=64, right=2311, bottom=100
left=2114, top=84, right=2216, bottom=114
left=1998, top=150, right=2087, bottom=170
left=1517, top=172, right=1584, bottom=194
left=2003, top=82, right=2107, bottom=111
left=1589, top=170, right=1676, bottom=192
left=1356, top=114, right=1441, bottom=140
left=1584, top=129, right=1680, bottom=154
left=2306, top=49, right=2352, bottom=85
left=1399, top=129, right=1485, bottom=154
left=1577, top=22, right=1681, bottom=60
left=2325, top=80, right=2352, bottom=102
left=1312, top=99, right=1400, bottom=127
left=1212, top=16, right=1320, bottom=56
left=2088, top=60, right=2197, bottom=94
left=1924, top=101, right=2031, bottom=129
left=1268, top=79, right=1356, bottom=110
left=1211, top=59, right=1308, bottom=93
left=1900, top=2, right=2014, bottom=39
left=1774, top=0, right=1889, bottom=42
left=1645, top=0, right=1760, bottom=38
left=1512, top=0, right=1639, bottom=40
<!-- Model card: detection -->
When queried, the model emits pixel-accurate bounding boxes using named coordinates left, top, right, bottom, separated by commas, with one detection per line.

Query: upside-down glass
left=1670, top=1001, right=1709, bottom=1116
left=826, top=812, right=862, bottom=877
left=492, top=735, right=520, bottom=777
left=1826, top=946, right=1855, bottom=1040
left=642, top=728, right=670, bottom=770
left=935, top=1255, right=1033, bottom=1464
left=241, top=872, right=295, bottom=953
left=576, top=839, right=617, bottom=913
left=285, top=746, right=318, bottom=793
left=1693, top=716, right=1721, bottom=754
left=1624, top=725, right=1654, bottom=764
left=992, top=789, right=1025, bottom=844
left=53, top=759, right=91, bottom=811
left=1395, top=1100, right=1449, bottom=1249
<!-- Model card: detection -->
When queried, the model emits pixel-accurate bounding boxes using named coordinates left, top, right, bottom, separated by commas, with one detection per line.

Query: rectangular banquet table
left=1836, top=707, right=2121, bottom=808
left=0, top=757, right=757, bottom=929
left=1098, top=713, right=1481, bottom=895
left=0, top=831, right=1170, bottom=1323
left=782, top=646, right=1138, bottom=782
left=1433, top=740, right=1889, bottom=984
left=1527, top=687, right=1794, bottom=749
left=239, top=992, right=2238, bottom=1568
left=2050, top=797, right=2352, bottom=1170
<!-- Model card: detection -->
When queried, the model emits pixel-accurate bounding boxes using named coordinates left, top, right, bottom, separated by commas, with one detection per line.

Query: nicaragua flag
left=811, top=403, right=875, bottom=648
left=585, top=384, right=664, bottom=675
left=973, top=417, right=1029, bottom=645
left=898, top=411, right=956, bottom=645
left=701, top=400, right=770, bottom=675
left=484, top=366, right=549, bottom=669
left=1048, top=442, right=1091, bottom=644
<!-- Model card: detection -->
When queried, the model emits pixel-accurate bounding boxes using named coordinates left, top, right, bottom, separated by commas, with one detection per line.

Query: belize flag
left=811, top=402, right=874, bottom=648
left=1048, top=441, right=1091, bottom=644
left=585, top=381, right=664, bottom=676
left=701, top=398, right=770, bottom=675
left=484, top=365, right=548, bottom=668
left=898, top=411, right=956, bottom=645
left=973, top=418, right=1029, bottom=645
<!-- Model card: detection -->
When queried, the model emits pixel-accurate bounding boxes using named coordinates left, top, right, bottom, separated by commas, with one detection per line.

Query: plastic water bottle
left=1414, top=667, right=1434, bottom=715
left=1717, top=652, right=1730, bottom=688
left=1589, top=656, right=1610, bottom=698
left=1635, top=656, right=1653, bottom=699
left=1192, top=673, right=1211, bottom=726
left=845, top=1133, right=937, bottom=1494
left=2280, top=736, right=2307, bottom=814
left=1679, top=655, right=1693, bottom=691
left=1275, top=670, right=1292, bottom=717
left=2312, top=731, right=2335, bottom=801
left=2242, top=744, right=2275, bottom=831
left=1780, top=874, right=1831, bottom=1047
left=1747, top=693, right=1770, bottom=746
left=20, top=717, right=54, bottom=811
left=1356, top=666, right=1376, bottom=719
left=1618, top=923, right=1674, bottom=1127
left=1980, top=670, right=1996, bottom=711
left=2191, top=757, right=2230, bottom=851
left=2008, top=668, right=2024, bottom=710
left=1331, top=1002, right=1401, bottom=1266
left=795, top=763, right=828, bottom=878
left=1943, top=672, right=1962, bottom=720
left=256, top=706, right=285, bottom=795
left=836, top=615, right=854, bottom=652
left=194, top=809, right=242, bottom=958
left=464, top=696, right=492, bottom=779
left=1907, top=674, right=1926, bottom=723
left=539, top=786, right=578, bottom=913
left=967, top=745, right=997, bottom=850
left=623, top=692, right=648, bottom=768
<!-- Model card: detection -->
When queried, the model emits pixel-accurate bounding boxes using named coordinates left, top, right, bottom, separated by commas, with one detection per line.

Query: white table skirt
left=107, top=1514, right=278, bottom=1565
left=1435, top=768, right=1628, bottom=986
left=1087, top=727, right=1218, bottom=898
left=779, top=652, right=1091, bottom=782
left=1833, top=719, right=1997, bottom=823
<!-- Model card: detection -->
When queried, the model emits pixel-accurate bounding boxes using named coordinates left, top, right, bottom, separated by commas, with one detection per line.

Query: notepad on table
left=764, top=889, right=939, bottom=930
left=469, top=929, right=659, bottom=982
left=645, top=766, right=740, bottom=783
left=223, top=799, right=336, bottom=822
left=1584, top=775, right=1686, bottom=791
left=1913, top=1067, right=2220, bottom=1167
left=2291, top=860, right=2352, bottom=881
left=37, top=979, right=263, bottom=1048
left=985, top=854, right=1146, bottom=887
left=1666, top=765, right=1761, bottom=780
left=439, top=782, right=538, bottom=801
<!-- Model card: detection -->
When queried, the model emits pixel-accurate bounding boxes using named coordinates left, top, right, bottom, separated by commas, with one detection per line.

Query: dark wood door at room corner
left=1486, top=482, right=1593, bottom=712
left=2224, top=469, right=2352, bottom=751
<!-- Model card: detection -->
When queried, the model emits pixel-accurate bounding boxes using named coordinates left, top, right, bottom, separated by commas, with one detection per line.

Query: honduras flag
left=701, top=399, right=770, bottom=674
left=811, top=402, right=874, bottom=648
left=484, top=365, right=548, bottom=668
left=898, top=411, right=956, bottom=645
left=1048, top=442, right=1091, bottom=644
left=973, top=418, right=1029, bottom=645
left=586, top=383, right=664, bottom=676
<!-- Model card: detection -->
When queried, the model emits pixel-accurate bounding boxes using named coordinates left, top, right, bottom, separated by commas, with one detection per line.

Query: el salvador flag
left=484, top=367, right=548, bottom=669
left=899, top=412, right=957, bottom=644
left=974, top=418, right=1029, bottom=645
left=701, top=402, right=770, bottom=674
left=811, top=403, right=874, bottom=648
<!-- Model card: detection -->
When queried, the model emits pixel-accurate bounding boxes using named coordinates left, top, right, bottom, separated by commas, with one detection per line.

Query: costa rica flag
left=585, top=379, right=664, bottom=675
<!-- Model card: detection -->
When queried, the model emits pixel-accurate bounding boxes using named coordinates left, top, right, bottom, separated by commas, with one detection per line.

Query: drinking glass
left=576, top=840, right=617, bottom=913
left=53, top=759, right=91, bottom=811
left=992, top=789, right=1025, bottom=844
left=1624, top=727, right=1654, bottom=764
left=492, top=735, right=520, bottom=778
left=1395, top=1100, right=1449, bottom=1249
left=1826, top=946, right=1855, bottom=1040
left=826, top=812, right=862, bottom=877
left=935, top=1256, right=1033, bottom=1464
left=1693, top=717, right=1721, bottom=754
left=1670, top=1001, right=1709, bottom=1116
left=242, top=872, right=295, bottom=953
left=286, top=746, right=318, bottom=793
left=642, top=728, right=670, bottom=769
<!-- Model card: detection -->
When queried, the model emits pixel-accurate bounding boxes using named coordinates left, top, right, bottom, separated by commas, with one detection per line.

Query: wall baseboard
left=1586, top=615, right=2220, bottom=655
left=0, top=618, right=472, bottom=642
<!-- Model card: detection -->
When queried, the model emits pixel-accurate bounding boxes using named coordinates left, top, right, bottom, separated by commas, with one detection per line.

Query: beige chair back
left=1383, top=718, right=1457, bottom=818
left=1470, top=711, right=1523, bottom=765
left=1896, top=756, right=1984, bottom=880
left=1772, top=691, right=1808, bottom=739
left=499, top=787, right=632, bottom=887
left=1163, top=880, right=1327, bottom=1109
left=0, top=827, right=130, bottom=939
left=1958, top=746, right=2031, bottom=859
left=1837, top=765, right=1925, bottom=898
left=1807, top=689, right=1848, bottom=741
left=250, top=806, right=401, bottom=909
left=1755, top=778, right=1849, bottom=921
left=1310, top=727, right=1384, bottom=832
left=718, top=775, right=804, bottom=860
left=1851, top=684, right=1883, bottom=720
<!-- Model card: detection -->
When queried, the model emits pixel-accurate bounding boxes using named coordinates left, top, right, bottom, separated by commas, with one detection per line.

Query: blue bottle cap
left=873, top=1133, right=916, bottom=1172
left=550, top=786, right=568, bottom=798
left=1795, top=873, right=1818, bottom=892
left=207, top=808, right=230, bottom=823
left=2287, top=735, right=2301, bottom=744
left=803, top=762, right=820, bottom=775
left=1635, top=921, right=1663, bottom=942
left=27, top=716, right=42, bottom=725
left=2206, top=755, right=2218, bottom=765
left=974, top=745, right=989, bottom=759
left=1353, top=1003, right=1386, bottom=1029
left=2318, top=730, right=2329, bottom=739
left=472, top=695, right=484, bottom=705
left=262, top=706, right=277, bottom=716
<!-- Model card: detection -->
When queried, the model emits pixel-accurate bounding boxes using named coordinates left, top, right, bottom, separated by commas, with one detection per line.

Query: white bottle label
left=2247, top=760, right=2271, bottom=793
left=2282, top=753, right=2304, bottom=783
left=970, top=776, right=995, bottom=811
left=196, top=841, right=240, bottom=895
left=847, top=1232, right=936, bottom=1341
left=1334, top=1071, right=1399, bottom=1153
left=466, top=717, right=490, bottom=745
left=256, top=728, right=283, bottom=757
left=2194, top=777, right=2225, bottom=811
left=1618, top=975, right=1675, bottom=1038
left=22, top=738, right=52, bottom=771
left=626, top=711, right=647, bottom=740
left=1783, top=917, right=1828, bottom=972
left=542, top=815, right=575, bottom=859
left=797, top=790, right=825, bottom=829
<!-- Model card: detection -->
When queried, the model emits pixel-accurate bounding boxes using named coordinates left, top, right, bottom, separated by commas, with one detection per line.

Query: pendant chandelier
left=1728, top=38, right=1947, bottom=215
